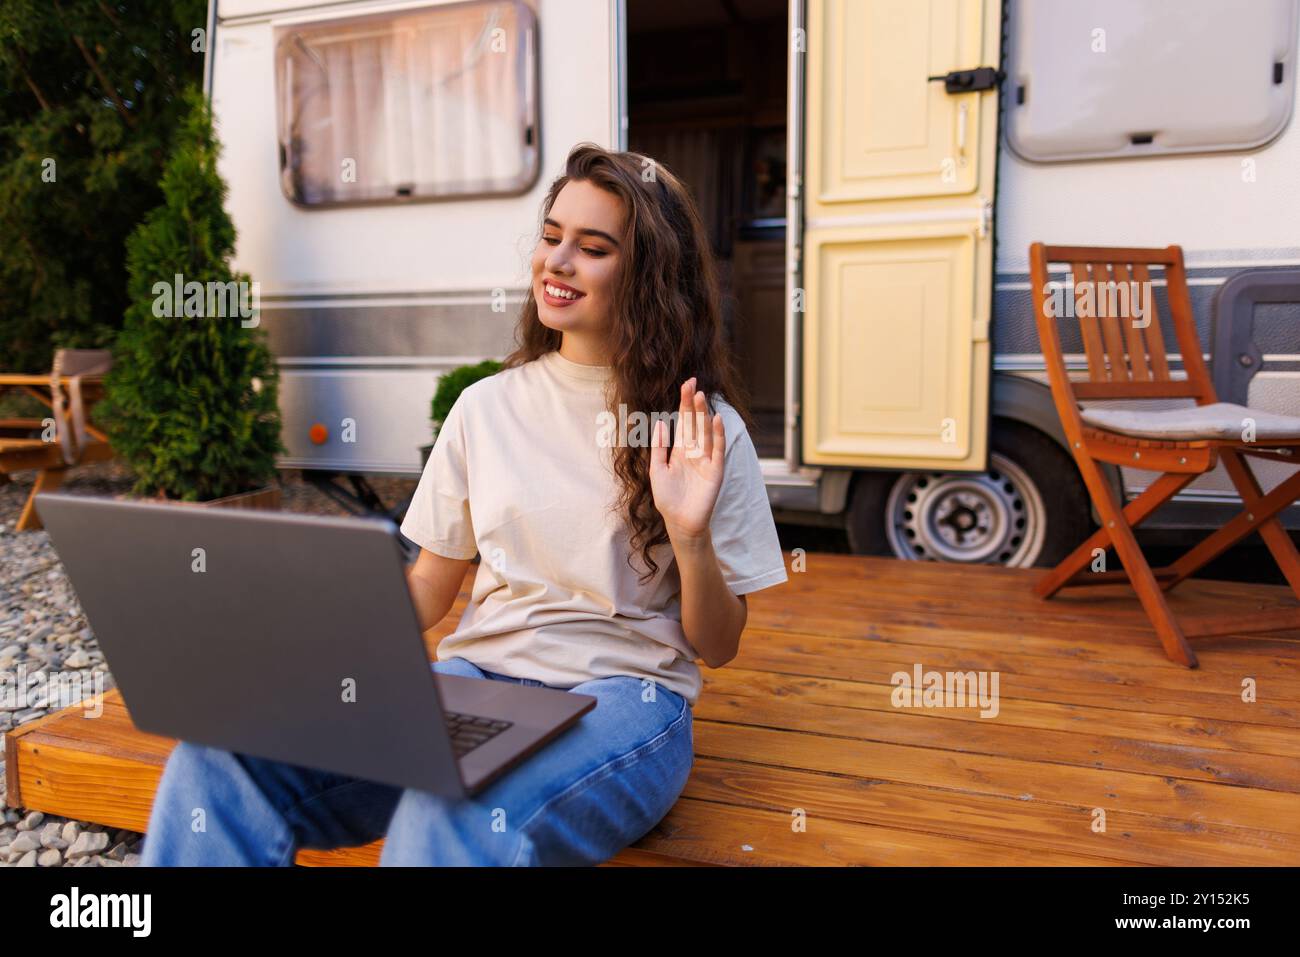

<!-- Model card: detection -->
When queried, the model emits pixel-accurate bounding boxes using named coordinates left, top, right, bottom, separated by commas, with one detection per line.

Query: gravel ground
left=0, top=460, right=417, bottom=867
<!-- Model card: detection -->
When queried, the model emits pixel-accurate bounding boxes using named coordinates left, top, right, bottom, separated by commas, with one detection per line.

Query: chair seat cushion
left=1079, top=401, right=1300, bottom=441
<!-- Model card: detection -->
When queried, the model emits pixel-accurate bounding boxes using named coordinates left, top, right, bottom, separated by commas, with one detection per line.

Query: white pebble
left=67, top=830, right=109, bottom=859
left=63, top=649, right=92, bottom=668
left=8, top=832, right=40, bottom=854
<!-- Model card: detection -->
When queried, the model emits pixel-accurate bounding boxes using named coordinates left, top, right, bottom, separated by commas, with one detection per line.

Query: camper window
left=1006, top=0, right=1297, bottom=162
left=273, top=0, right=538, bottom=206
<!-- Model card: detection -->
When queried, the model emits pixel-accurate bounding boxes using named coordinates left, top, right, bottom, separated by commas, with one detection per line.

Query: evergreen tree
left=0, top=0, right=208, bottom=372
left=96, top=85, right=285, bottom=501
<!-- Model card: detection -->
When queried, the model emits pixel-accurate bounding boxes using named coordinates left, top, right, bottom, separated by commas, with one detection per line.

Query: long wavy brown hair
left=501, top=142, right=753, bottom=584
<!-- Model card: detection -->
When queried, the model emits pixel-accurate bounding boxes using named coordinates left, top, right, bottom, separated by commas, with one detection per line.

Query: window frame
left=1004, top=0, right=1299, bottom=164
left=272, top=0, right=541, bottom=209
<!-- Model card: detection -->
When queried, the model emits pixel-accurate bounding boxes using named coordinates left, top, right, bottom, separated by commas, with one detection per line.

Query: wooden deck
left=7, top=554, right=1300, bottom=865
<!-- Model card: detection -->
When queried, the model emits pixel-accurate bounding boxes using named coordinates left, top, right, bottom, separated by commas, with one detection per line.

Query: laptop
left=34, top=492, right=596, bottom=798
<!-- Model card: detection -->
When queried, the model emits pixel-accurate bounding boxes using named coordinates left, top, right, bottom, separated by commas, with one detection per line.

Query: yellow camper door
left=800, top=0, right=1000, bottom=470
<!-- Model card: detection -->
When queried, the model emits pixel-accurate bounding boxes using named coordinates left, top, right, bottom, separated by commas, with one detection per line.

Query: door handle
left=927, top=66, right=1004, bottom=94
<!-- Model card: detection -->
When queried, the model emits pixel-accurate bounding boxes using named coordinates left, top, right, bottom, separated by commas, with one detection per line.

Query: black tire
left=844, top=419, right=1094, bottom=567
left=844, top=469, right=895, bottom=556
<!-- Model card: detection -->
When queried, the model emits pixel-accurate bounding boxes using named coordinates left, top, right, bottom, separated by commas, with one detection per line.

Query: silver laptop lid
left=34, top=492, right=467, bottom=796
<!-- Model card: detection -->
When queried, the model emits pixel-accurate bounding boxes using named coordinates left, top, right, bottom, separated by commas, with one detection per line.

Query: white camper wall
left=996, top=6, right=1300, bottom=274
left=210, top=0, right=618, bottom=473
left=213, top=0, right=614, bottom=295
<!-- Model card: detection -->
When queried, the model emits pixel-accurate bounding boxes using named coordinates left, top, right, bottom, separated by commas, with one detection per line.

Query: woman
left=140, top=143, right=788, bottom=866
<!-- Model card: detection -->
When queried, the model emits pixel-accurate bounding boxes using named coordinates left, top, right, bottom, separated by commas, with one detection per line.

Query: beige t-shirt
left=400, top=349, right=788, bottom=707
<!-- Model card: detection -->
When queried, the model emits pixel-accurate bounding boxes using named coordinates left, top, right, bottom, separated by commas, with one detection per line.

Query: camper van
left=204, top=0, right=1300, bottom=568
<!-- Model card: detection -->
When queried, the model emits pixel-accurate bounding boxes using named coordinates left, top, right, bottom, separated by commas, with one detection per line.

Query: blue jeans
left=138, top=656, right=693, bottom=866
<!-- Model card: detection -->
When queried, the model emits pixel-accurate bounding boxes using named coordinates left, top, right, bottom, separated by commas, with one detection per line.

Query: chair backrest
left=51, top=348, right=113, bottom=378
left=50, top=348, right=113, bottom=466
left=1028, top=244, right=1217, bottom=409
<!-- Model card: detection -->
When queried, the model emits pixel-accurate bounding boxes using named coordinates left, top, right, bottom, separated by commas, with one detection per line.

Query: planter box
left=115, top=485, right=281, bottom=511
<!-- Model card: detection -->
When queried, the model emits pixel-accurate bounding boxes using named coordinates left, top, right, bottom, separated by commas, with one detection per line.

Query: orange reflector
left=309, top=423, right=328, bottom=445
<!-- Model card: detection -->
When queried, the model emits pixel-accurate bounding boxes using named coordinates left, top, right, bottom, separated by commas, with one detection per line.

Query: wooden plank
left=1081, top=427, right=1211, bottom=449
left=1164, top=251, right=1218, bottom=400
left=7, top=733, right=162, bottom=834
left=734, top=624, right=1300, bottom=713
left=743, top=603, right=1300, bottom=690
left=693, top=721, right=1300, bottom=838
left=702, top=667, right=1300, bottom=760
left=1073, top=263, right=1109, bottom=380
left=1115, top=261, right=1151, bottom=381
left=1183, top=608, right=1300, bottom=638
left=755, top=553, right=1300, bottom=660
left=630, top=796, right=1129, bottom=866
left=1092, top=260, right=1132, bottom=381
left=696, top=688, right=1300, bottom=793
left=751, top=557, right=1300, bottom=653
left=1131, top=262, right=1172, bottom=380
left=595, top=847, right=720, bottom=867
left=2, top=439, right=113, bottom=475
left=753, top=583, right=1300, bottom=657
left=1060, top=568, right=1179, bottom=586
left=293, top=841, right=709, bottom=868
left=0, top=418, right=46, bottom=433
left=295, top=845, right=379, bottom=866
left=679, top=757, right=1299, bottom=866
left=1043, top=245, right=1177, bottom=265
left=766, top=551, right=1294, bottom=606
left=0, top=374, right=108, bottom=386
left=730, top=637, right=1300, bottom=730
left=1072, top=381, right=1202, bottom=398
left=631, top=790, right=1128, bottom=868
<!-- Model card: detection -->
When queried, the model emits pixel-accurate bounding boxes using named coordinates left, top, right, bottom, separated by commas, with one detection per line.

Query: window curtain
left=278, top=1, right=533, bottom=204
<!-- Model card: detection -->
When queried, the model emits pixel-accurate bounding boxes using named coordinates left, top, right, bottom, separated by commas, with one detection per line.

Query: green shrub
left=430, top=360, right=502, bottom=433
left=95, top=86, right=284, bottom=501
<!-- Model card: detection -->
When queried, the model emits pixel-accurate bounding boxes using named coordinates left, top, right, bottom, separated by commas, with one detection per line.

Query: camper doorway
left=625, top=0, right=789, bottom=459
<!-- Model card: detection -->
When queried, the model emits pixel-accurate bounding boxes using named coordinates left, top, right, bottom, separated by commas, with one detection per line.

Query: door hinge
left=979, top=199, right=992, bottom=239
left=928, top=67, right=1004, bottom=95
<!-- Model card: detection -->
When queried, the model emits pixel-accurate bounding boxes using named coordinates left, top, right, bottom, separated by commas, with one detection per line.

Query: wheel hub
left=884, top=454, right=1047, bottom=566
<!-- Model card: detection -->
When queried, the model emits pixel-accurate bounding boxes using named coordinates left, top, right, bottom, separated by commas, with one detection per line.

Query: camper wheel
left=844, top=420, right=1091, bottom=568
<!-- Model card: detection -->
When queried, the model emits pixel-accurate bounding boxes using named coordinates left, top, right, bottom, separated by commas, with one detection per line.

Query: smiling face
left=531, top=179, right=626, bottom=346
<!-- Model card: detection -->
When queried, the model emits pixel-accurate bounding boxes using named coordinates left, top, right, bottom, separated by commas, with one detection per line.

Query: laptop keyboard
left=443, top=710, right=513, bottom=758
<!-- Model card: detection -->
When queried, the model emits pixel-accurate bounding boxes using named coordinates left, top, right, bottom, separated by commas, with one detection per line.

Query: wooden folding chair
left=0, top=349, right=115, bottom=531
left=1029, top=243, right=1300, bottom=667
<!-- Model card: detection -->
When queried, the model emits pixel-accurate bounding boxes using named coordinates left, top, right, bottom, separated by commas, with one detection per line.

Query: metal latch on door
left=927, top=67, right=1004, bottom=94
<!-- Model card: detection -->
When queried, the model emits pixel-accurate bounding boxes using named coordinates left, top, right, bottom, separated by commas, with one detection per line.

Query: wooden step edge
left=6, top=717, right=699, bottom=867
